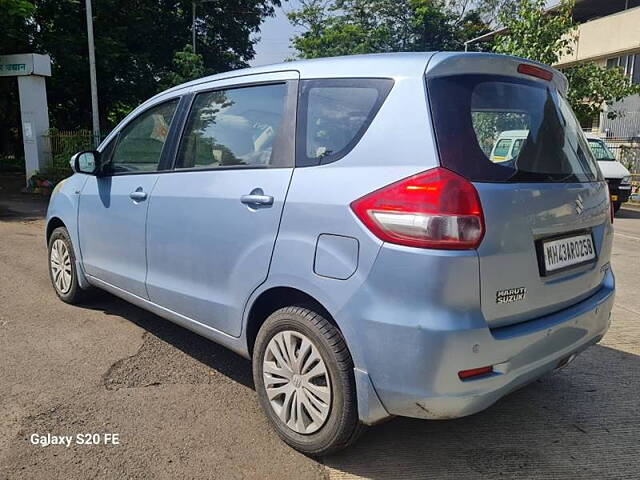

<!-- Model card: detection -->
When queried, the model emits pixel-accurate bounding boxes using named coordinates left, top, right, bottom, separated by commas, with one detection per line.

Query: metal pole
left=85, top=0, right=100, bottom=148
left=192, top=1, right=197, bottom=53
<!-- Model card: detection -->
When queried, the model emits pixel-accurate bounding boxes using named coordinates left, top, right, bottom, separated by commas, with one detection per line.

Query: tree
left=288, top=0, right=490, bottom=59
left=493, top=0, right=574, bottom=66
left=161, top=44, right=206, bottom=90
left=564, top=63, right=639, bottom=124
left=0, top=0, right=281, bottom=132
left=0, top=0, right=35, bottom=160
left=0, top=0, right=34, bottom=18
left=492, top=0, right=640, bottom=123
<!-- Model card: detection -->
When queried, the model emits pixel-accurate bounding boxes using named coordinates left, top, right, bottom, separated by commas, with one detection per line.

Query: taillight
left=350, top=167, right=485, bottom=249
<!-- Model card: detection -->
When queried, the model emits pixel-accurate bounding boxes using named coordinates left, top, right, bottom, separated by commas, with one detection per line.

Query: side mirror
left=71, top=150, right=100, bottom=175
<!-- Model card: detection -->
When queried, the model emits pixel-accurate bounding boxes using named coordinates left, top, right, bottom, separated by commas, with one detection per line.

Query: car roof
left=159, top=52, right=436, bottom=98
left=497, top=130, right=529, bottom=138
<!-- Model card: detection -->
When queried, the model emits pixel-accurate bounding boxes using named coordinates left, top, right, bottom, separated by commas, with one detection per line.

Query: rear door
left=426, top=55, right=612, bottom=328
left=145, top=72, right=298, bottom=337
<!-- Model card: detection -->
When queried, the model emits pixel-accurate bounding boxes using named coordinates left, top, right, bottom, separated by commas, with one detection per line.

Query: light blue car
left=46, top=52, right=615, bottom=455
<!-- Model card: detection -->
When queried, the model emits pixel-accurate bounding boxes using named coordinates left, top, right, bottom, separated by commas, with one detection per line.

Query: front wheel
left=48, top=227, right=94, bottom=304
left=252, top=306, right=365, bottom=455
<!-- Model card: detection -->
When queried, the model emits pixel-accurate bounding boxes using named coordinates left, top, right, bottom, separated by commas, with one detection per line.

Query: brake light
left=518, top=63, right=553, bottom=81
left=350, top=167, right=485, bottom=249
left=458, top=365, right=493, bottom=380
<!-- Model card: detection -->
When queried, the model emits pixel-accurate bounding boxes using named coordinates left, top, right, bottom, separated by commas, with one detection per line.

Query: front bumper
left=356, top=269, right=614, bottom=423
left=608, top=181, right=632, bottom=203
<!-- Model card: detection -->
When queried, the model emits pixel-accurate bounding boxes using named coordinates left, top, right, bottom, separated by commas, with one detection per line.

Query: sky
left=251, top=0, right=561, bottom=67
left=251, top=1, right=303, bottom=66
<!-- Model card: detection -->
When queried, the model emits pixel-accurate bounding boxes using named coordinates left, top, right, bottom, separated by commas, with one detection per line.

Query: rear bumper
left=355, top=269, right=614, bottom=423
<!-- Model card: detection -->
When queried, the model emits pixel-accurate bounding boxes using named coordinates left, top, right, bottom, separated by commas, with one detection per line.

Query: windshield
left=588, top=139, right=616, bottom=161
left=427, top=74, right=602, bottom=183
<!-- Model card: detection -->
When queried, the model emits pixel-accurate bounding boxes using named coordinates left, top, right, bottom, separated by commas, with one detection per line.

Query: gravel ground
left=0, top=182, right=639, bottom=479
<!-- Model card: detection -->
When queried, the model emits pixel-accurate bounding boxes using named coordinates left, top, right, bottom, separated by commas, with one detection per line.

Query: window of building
left=606, top=54, right=640, bottom=85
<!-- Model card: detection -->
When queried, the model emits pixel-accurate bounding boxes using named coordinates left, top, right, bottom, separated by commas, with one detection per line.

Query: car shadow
left=84, top=292, right=254, bottom=389
left=79, top=292, right=638, bottom=479
left=323, top=344, right=640, bottom=479
left=617, top=206, right=640, bottom=219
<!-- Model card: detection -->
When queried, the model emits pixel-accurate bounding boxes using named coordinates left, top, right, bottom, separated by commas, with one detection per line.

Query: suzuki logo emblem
left=575, top=195, right=584, bottom=215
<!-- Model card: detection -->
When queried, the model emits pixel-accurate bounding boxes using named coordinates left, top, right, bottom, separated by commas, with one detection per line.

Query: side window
left=106, top=99, right=179, bottom=174
left=297, top=78, right=393, bottom=166
left=98, top=135, right=117, bottom=164
left=175, top=83, right=288, bottom=169
left=511, top=138, right=524, bottom=158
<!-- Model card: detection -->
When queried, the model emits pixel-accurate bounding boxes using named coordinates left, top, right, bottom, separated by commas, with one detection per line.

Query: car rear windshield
left=588, top=138, right=616, bottom=161
left=427, top=74, right=601, bottom=183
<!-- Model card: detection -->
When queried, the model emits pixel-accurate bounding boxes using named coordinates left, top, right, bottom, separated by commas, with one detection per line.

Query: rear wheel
left=252, top=306, right=365, bottom=455
left=48, top=227, right=94, bottom=304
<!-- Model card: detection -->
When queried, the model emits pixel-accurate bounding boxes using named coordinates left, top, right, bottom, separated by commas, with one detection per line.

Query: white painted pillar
left=17, top=75, right=51, bottom=180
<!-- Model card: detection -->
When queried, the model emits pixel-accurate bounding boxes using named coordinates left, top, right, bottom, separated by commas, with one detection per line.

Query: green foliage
left=288, top=0, right=490, bottom=59
left=493, top=0, right=575, bottom=66
left=564, top=63, right=640, bottom=123
left=161, top=44, right=206, bottom=89
left=0, top=0, right=280, bottom=135
left=492, top=0, right=640, bottom=124
left=472, top=111, right=528, bottom=155
left=0, top=0, right=34, bottom=17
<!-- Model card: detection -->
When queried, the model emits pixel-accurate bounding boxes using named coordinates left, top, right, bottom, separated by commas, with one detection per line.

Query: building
left=467, top=0, right=640, bottom=139
left=558, top=0, right=640, bottom=138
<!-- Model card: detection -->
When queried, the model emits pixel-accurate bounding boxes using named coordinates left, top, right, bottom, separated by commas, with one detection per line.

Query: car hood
left=598, top=160, right=630, bottom=179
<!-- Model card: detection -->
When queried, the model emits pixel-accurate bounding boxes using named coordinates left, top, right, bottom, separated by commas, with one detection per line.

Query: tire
left=613, top=202, right=622, bottom=214
left=48, top=227, right=94, bottom=304
left=253, top=306, right=365, bottom=455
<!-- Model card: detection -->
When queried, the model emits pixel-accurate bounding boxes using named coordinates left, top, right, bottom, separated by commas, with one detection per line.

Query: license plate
left=539, top=232, right=596, bottom=275
left=610, top=194, right=619, bottom=201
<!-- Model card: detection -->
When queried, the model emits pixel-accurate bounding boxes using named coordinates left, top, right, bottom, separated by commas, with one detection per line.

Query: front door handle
left=129, top=188, right=148, bottom=202
left=241, top=194, right=274, bottom=206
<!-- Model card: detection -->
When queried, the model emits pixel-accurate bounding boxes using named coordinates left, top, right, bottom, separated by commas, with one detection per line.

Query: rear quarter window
left=296, top=78, right=393, bottom=166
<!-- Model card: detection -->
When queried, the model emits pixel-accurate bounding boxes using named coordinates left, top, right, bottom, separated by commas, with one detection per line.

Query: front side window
left=105, top=99, right=179, bottom=174
left=175, top=83, right=288, bottom=169
left=297, top=78, right=394, bottom=166
left=428, top=74, right=601, bottom=183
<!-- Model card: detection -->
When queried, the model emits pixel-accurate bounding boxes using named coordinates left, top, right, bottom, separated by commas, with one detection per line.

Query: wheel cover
left=263, top=330, right=332, bottom=434
left=50, top=239, right=72, bottom=294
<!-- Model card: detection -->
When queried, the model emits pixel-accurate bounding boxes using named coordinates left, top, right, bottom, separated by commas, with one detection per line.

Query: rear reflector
left=350, top=167, right=485, bottom=250
left=458, top=366, right=493, bottom=380
left=518, top=63, right=553, bottom=81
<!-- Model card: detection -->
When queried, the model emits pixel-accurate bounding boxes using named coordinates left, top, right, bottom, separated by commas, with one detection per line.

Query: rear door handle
left=240, top=194, right=274, bottom=206
left=129, top=189, right=148, bottom=202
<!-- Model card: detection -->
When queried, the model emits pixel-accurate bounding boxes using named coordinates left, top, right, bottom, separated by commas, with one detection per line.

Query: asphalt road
left=1, top=186, right=639, bottom=479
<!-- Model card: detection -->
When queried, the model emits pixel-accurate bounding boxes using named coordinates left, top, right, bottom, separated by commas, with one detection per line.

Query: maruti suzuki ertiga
left=46, top=52, right=614, bottom=455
